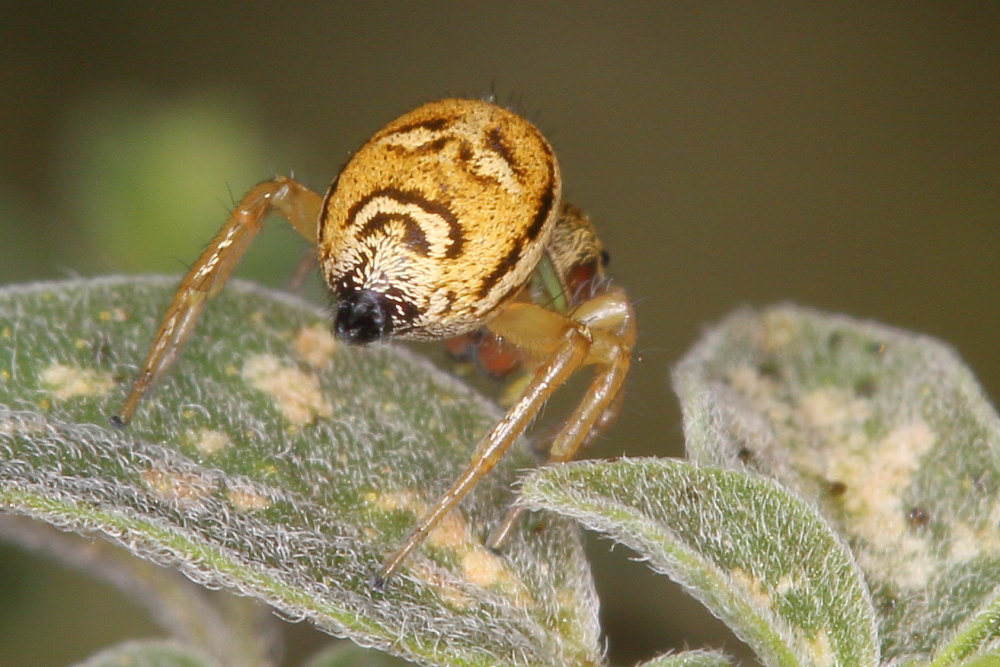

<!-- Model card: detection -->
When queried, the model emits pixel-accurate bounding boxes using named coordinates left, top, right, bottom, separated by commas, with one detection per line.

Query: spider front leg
left=374, top=287, right=635, bottom=586
left=113, top=176, right=322, bottom=426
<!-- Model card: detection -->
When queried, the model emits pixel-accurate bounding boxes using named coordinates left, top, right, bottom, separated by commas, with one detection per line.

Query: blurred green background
left=2, top=3, right=998, bottom=665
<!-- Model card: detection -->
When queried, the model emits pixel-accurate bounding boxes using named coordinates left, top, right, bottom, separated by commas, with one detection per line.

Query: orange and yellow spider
left=113, top=99, right=636, bottom=586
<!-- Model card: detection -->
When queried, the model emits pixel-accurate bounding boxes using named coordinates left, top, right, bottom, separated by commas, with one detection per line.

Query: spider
left=113, top=99, right=636, bottom=587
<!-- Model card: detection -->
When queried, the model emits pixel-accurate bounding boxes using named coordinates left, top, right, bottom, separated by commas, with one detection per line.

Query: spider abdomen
left=319, top=99, right=562, bottom=342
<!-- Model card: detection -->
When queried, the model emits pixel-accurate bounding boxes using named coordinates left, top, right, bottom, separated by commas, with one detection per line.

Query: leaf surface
left=521, top=458, right=878, bottom=667
left=0, top=276, right=601, bottom=667
left=673, top=305, right=1000, bottom=663
left=73, top=639, right=217, bottom=667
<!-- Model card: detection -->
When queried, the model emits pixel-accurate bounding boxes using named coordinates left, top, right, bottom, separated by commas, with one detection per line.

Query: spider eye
left=335, top=289, right=393, bottom=344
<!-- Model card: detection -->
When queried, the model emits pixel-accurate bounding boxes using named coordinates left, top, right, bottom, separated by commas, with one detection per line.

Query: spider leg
left=559, top=286, right=636, bottom=440
left=487, top=287, right=636, bottom=549
left=373, top=305, right=593, bottom=586
left=374, top=288, right=635, bottom=585
left=112, top=176, right=322, bottom=426
left=287, top=248, right=318, bottom=292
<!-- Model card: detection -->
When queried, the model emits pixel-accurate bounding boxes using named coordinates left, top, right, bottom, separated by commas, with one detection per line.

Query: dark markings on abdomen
left=525, top=150, right=556, bottom=241
left=361, top=212, right=430, bottom=256
left=478, top=243, right=523, bottom=299
left=486, top=127, right=525, bottom=180
left=384, top=116, right=453, bottom=137
left=347, top=188, right=465, bottom=259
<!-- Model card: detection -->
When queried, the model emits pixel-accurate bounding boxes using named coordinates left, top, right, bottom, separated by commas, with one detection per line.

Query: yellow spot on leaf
left=806, top=629, right=834, bottom=664
left=829, top=420, right=937, bottom=588
left=949, top=521, right=1000, bottom=563
left=242, top=353, right=332, bottom=426
left=293, top=324, right=336, bottom=369
left=798, top=387, right=871, bottom=430
left=409, top=562, right=475, bottom=609
left=461, top=548, right=506, bottom=588
left=726, top=364, right=789, bottom=424
left=227, top=486, right=271, bottom=512
left=774, top=573, right=799, bottom=596
left=142, top=467, right=215, bottom=507
left=98, top=308, right=125, bottom=322
left=731, top=567, right=771, bottom=607
left=374, top=489, right=525, bottom=594
left=429, top=513, right=467, bottom=549
left=189, top=428, right=231, bottom=455
left=40, top=364, right=114, bottom=399
left=375, top=490, right=469, bottom=548
left=761, top=310, right=799, bottom=349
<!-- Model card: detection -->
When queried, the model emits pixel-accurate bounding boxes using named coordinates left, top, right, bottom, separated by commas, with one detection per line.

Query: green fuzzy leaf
left=0, top=277, right=601, bottom=667
left=930, top=596, right=1000, bottom=667
left=672, top=305, right=1000, bottom=663
left=633, top=649, right=734, bottom=667
left=955, top=651, right=1000, bottom=667
left=520, top=458, right=878, bottom=667
left=73, top=639, right=217, bottom=667
left=302, top=642, right=417, bottom=667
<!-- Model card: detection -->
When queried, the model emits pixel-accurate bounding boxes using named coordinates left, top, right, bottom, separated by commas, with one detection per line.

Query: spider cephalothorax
left=114, top=98, right=635, bottom=586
